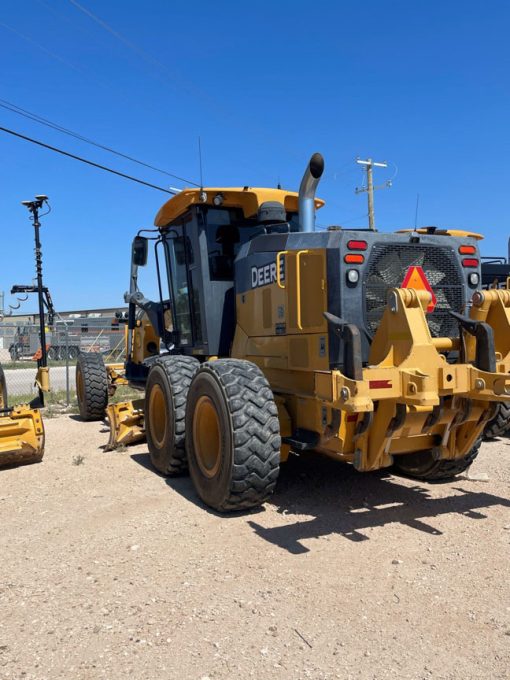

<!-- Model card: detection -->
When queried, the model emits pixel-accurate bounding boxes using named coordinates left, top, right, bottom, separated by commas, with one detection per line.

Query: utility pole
left=355, top=158, right=391, bottom=231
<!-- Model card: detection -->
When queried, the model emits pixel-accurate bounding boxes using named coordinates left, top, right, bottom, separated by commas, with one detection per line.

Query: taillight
left=459, top=245, right=476, bottom=255
left=462, top=258, right=479, bottom=268
left=344, top=254, right=364, bottom=264
left=347, top=240, right=368, bottom=251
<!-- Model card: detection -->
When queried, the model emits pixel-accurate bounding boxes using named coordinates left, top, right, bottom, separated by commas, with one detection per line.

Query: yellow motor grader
left=0, top=196, right=51, bottom=467
left=77, top=154, right=510, bottom=511
left=480, top=253, right=510, bottom=438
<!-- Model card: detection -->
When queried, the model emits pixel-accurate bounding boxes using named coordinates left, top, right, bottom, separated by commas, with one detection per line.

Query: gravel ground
left=1, top=415, right=509, bottom=680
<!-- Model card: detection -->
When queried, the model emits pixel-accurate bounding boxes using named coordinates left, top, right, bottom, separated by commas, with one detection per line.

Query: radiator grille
left=364, top=243, right=465, bottom=338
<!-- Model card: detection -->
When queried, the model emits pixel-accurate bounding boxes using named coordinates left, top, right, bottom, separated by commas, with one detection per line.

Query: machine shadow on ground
left=130, top=449, right=510, bottom=554
left=248, top=452, right=510, bottom=553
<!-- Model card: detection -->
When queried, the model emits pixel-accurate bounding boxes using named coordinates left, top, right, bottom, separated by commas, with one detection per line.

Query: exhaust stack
left=298, top=152, right=324, bottom=232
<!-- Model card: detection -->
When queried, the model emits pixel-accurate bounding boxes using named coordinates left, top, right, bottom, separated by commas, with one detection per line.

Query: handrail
left=277, top=249, right=311, bottom=329
left=276, top=250, right=288, bottom=289
left=296, top=250, right=310, bottom=330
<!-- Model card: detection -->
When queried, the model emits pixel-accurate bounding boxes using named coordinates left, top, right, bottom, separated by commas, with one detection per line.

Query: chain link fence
left=0, top=319, right=125, bottom=406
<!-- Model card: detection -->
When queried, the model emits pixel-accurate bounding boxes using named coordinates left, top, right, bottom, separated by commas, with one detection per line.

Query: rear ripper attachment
left=0, top=196, right=52, bottom=467
left=313, top=286, right=510, bottom=474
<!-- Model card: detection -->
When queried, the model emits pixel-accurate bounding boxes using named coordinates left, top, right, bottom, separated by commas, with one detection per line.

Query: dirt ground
left=1, top=416, right=509, bottom=680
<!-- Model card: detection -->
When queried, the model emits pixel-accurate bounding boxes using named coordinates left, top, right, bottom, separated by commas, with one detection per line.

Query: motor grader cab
left=77, top=154, right=510, bottom=511
left=0, top=196, right=51, bottom=467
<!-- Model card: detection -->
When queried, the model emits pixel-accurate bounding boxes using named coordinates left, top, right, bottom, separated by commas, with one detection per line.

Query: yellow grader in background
left=0, top=196, right=51, bottom=467
left=76, top=154, right=510, bottom=512
left=481, top=251, right=510, bottom=438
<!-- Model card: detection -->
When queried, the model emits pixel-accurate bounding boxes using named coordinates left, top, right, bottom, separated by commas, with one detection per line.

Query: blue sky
left=1, top=0, right=509, bottom=312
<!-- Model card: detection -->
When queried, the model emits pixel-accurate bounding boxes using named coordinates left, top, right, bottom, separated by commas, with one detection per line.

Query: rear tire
left=0, top=363, right=7, bottom=409
left=393, top=439, right=481, bottom=482
left=145, top=355, right=200, bottom=475
left=76, top=352, right=108, bottom=420
left=186, top=359, right=281, bottom=512
left=484, top=402, right=510, bottom=439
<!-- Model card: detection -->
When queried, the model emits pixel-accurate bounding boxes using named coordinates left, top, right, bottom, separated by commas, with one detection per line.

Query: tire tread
left=191, top=359, right=281, bottom=511
left=394, top=439, right=481, bottom=482
left=147, top=355, right=199, bottom=475
left=484, top=402, right=510, bottom=439
left=76, top=353, right=108, bottom=421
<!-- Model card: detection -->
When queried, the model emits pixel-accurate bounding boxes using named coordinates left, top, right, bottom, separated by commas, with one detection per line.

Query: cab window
left=203, top=208, right=261, bottom=281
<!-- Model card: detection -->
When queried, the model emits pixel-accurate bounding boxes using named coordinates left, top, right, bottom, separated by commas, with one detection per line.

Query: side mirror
left=132, top=235, right=148, bottom=267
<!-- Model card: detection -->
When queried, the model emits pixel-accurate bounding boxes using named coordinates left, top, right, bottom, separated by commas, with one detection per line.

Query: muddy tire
left=76, top=352, right=108, bottom=421
left=484, top=403, right=510, bottom=439
left=185, top=359, right=281, bottom=512
left=145, top=355, right=200, bottom=476
left=393, top=439, right=481, bottom=482
left=0, top=363, right=7, bottom=409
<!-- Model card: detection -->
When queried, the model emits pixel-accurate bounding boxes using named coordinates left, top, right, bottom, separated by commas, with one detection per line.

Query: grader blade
left=105, top=399, right=145, bottom=450
left=0, top=406, right=45, bottom=467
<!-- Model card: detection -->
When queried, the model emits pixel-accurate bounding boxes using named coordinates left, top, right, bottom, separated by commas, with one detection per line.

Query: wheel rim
left=193, top=395, right=221, bottom=478
left=76, top=368, right=84, bottom=403
left=149, top=383, right=167, bottom=448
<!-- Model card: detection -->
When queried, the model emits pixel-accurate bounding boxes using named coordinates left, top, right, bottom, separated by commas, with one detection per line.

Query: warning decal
left=401, top=266, right=437, bottom=312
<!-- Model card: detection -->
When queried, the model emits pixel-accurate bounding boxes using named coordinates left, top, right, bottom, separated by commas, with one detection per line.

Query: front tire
left=145, top=355, right=199, bottom=476
left=393, top=439, right=481, bottom=482
left=186, top=359, right=281, bottom=512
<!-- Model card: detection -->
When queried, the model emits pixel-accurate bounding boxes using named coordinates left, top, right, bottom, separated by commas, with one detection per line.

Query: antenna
left=414, top=193, right=420, bottom=229
left=198, top=136, right=204, bottom=190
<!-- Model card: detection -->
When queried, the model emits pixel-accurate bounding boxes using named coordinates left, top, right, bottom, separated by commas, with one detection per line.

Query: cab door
left=162, top=213, right=204, bottom=351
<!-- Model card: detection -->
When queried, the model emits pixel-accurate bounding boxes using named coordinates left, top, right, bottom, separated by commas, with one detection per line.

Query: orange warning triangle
left=401, top=265, right=437, bottom=312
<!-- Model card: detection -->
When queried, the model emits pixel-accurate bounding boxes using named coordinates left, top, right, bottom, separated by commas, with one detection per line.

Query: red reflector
left=347, top=239, right=368, bottom=251
left=346, top=414, right=358, bottom=422
left=369, top=379, right=393, bottom=389
left=459, top=245, right=476, bottom=255
left=344, top=254, right=364, bottom=264
left=462, top=258, right=479, bottom=268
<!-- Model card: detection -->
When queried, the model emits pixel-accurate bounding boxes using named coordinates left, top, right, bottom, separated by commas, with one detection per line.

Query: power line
left=0, top=125, right=177, bottom=195
left=68, top=0, right=191, bottom=86
left=0, top=17, right=145, bottom=122
left=0, top=20, right=89, bottom=78
left=0, top=98, right=199, bottom=186
left=66, top=0, right=305, bottom=164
